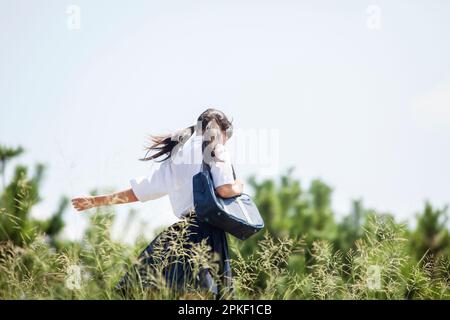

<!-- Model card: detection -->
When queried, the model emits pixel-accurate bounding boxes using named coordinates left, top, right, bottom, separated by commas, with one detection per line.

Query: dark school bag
left=193, top=162, right=264, bottom=240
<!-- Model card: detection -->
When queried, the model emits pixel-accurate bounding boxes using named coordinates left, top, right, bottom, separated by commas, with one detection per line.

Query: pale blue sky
left=1, top=0, right=450, bottom=242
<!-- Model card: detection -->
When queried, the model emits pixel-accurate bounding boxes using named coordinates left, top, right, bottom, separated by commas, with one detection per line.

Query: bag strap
left=201, top=142, right=236, bottom=180
left=202, top=160, right=237, bottom=180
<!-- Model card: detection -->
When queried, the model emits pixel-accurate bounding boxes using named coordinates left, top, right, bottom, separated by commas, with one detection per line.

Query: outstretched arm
left=71, top=188, right=138, bottom=212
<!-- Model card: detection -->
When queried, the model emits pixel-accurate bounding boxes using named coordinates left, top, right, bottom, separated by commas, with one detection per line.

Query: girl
left=71, top=108, right=243, bottom=299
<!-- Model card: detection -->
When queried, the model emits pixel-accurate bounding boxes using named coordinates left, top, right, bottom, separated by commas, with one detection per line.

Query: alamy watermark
left=366, top=5, right=382, bottom=31
left=66, top=5, right=81, bottom=31
left=366, top=265, right=382, bottom=290
left=169, top=121, right=280, bottom=176
left=65, top=264, right=82, bottom=290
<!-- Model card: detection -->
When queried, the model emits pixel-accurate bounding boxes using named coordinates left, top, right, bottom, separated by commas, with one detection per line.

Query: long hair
left=140, top=108, right=233, bottom=162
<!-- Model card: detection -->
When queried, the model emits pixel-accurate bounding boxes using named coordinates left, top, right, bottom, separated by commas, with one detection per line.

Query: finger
left=72, top=201, right=80, bottom=207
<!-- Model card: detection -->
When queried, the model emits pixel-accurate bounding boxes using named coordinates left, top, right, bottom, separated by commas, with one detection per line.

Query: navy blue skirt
left=116, top=210, right=234, bottom=299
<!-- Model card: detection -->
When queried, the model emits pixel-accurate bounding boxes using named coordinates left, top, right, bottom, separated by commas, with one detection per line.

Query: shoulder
left=213, top=143, right=231, bottom=162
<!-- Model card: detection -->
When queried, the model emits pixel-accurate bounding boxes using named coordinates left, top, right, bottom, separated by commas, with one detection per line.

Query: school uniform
left=116, top=131, right=235, bottom=298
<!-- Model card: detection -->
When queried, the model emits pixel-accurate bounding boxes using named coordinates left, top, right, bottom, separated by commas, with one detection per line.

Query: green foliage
left=0, top=148, right=449, bottom=299
left=0, top=145, right=24, bottom=188
left=410, top=201, right=450, bottom=261
left=1, top=213, right=447, bottom=299
left=0, top=145, right=67, bottom=247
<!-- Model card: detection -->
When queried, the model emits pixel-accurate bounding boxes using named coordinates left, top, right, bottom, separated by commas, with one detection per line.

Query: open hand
left=71, top=196, right=96, bottom=212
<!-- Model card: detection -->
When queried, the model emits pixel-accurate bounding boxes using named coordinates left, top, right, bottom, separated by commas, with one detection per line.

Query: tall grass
left=0, top=213, right=448, bottom=300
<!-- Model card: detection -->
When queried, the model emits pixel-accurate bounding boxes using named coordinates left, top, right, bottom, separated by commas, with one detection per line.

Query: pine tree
left=0, top=144, right=67, bottom=247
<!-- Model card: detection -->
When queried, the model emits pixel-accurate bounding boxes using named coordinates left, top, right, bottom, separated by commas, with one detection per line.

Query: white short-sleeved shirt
left=130, top=133, right=235, bottom=218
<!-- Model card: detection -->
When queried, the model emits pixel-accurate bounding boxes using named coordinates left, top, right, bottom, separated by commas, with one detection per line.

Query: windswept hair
left=140, top=108, right=233, bottom=162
